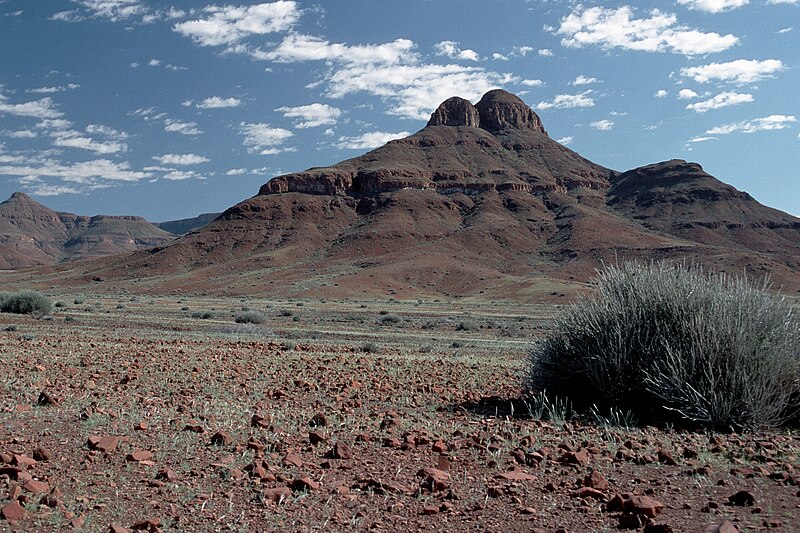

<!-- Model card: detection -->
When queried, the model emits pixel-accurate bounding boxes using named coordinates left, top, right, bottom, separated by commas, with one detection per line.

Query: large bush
left=0, top=290, right=53, bottom=315
left=525, top=262, right=800, bottom=431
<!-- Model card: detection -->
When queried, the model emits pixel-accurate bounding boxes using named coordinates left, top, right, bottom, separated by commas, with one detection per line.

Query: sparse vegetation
left=525, top=262, right=800, bottom=431
left=234, top=310, right=267, bottom=324
left=191, top=310, right=214, bottom=319
left=0, top=290, right=53, bottom=315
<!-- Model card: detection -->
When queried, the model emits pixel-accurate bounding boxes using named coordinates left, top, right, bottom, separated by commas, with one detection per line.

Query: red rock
left=39, top=493, right=62, bottom=508
left=109, top=523, right=130, bottom=533
left=251, top=414, right=270, bottom=428
left=134, top=421, right=148, bottom=431
left=332, top=442, right=352, bottom=460
left=247, top=438, right=266, bottom=453
left=263, top=486, right=292, bottom=503
left=283, top=452, right=303, bottom=468
left=571, top=487, right=606, bottom=500
left=291, top=476, right=320, bottom=492
left=643, top=521, right=674, bottom=533
left=70, top=515, right=85, bottom=528
left=209, top=431, right=232, bottom=446
left=309, top=413, right=327, bottom=427
left=22, top=479, right=49, bottom=494
left=437, top=455, right=451, bottom=473
left=37, top=390, right=62, bottom=406
left=131, top=517, right=160, bottom=530
left=706, top=521, right=739, bottom=533
left=32, top=447, right=52, bottom=461
left=728, top=490, right=755, bottom=506
left=90, top=436, right=119, bottom=453
left=584, top=470, right=609, bottom=491
left=486, top=485, right=505, bottom=498
left=360, top=478, right=410, bottom=495
left=422, top=505, right=439, bottom=515
left=495, top=468, right=536, bottom=482
left=625, top=495, right=665, bottom=518
left=619, top=513, right=645, bottom=529
left=156, top=468, right=177, bottom=482
left=657, top=449, right=678, bottom=466
left=1, top=501, right=28, bottom=521
left=308, top=431, right=326, bottom=446
left=417, top=467, right=450, bottom=492
left=432, top=440, right=447, bottom=453
left=127, top=450, right=154, bottom=462
left=607, top=493, right=626, bottom=512
left=560, top=448, right=590, bottom=466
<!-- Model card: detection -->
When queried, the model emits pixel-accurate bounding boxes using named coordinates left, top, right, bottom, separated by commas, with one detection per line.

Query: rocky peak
left=426, top=90, right=546, bottom=135
left=475, top=90, right=545, bottom=134
left=6, top=192, right=34, bottom=203
left=427, top=96, right=481, bottom=127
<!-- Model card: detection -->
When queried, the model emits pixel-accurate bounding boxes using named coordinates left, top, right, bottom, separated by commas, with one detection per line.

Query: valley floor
left=0, top=294, right=798, bottom=531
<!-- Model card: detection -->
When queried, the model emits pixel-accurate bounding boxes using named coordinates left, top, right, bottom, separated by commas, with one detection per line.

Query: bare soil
left=1, top=294, right=798, bottom=532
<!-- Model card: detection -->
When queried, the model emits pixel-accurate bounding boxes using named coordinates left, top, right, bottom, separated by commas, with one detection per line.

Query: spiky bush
left=234, top=310, right=267, bottom=324
left=0, top=290, right=53, bottom=315
left=525, top=262, right=800, bottom=431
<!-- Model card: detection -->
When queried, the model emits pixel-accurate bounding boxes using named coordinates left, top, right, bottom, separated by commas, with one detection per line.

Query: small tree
left=525, top=262, right=800, bottom=431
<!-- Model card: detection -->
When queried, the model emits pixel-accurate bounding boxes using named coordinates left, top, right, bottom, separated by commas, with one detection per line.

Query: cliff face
left=0, top=193, right=175, bottom=268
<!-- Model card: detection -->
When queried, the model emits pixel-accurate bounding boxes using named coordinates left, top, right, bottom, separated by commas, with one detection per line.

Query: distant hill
left=0, top=192, right=175, bottom=269
left=5, top=90, right=799, bottom=299
left=156, top=212, right=221, bottom=236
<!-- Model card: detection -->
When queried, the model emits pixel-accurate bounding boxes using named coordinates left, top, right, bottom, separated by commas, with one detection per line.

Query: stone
left=131, top=517, right=160, bottom=530
left=495, top=468, right=536, bottom=482
left=22, top=479, right=49, bottom=494
left=657, top=449, right=678, bottom=466
left=263, top=486, right=292, bottom=503
left=728, top=490, right=755, bottom=506
left=560, top=448, right=590, bottom=466
left=625, top=496, right=665, bottom=518
left=571, top=487, right=606, bottom=500
left=291, top=476, right=320, bottom=492
left=331, top=442, right=352, bottom=460
left=643, top=520, right=674, bottom=533
left=584, top=470, right=610, bottom=491
left=475, top=89, right=546, bottom=133
left=156, top=468, right=177, bottom=482
left=89, top=436, right=119, bottom=453
left=283, top=452, right=303, bottom=468
left=1, top=501, right=28, bottom=521
left=309, top=413, right=328, bottom=427
left=134, top=421, right=148, bottom=431
left=32, top=447, right=52, bottom=461
left=619, top=513, right=645, bottom=529
left=308, top=431, right=326, bottom=446
left=127, top=450, right=154, bottom=462
left=209, top=431, right=232, bottom=446
left=706, top=520, right=739, bottom=533
left=417, top=467, right=450, bottom=492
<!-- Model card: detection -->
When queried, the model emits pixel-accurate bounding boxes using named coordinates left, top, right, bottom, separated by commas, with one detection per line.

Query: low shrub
left=0, top=290, right=53, bottom=315
left=235, top=310, right=267, bottom=324
left=525, top=262, right=800, bottom=431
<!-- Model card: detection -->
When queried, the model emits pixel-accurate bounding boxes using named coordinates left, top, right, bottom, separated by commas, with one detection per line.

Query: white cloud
left=434, top=41, right=479, bottom=62
left=556, top=6, right=738, bottom=55
left=162, top=169, right=203, bottom=181
left=686, top=91, right=753, bottom=113
left=260, top=34, right=416, bottom=65
left=777, top=27, right=793, bottom=33
left=85, top=124, right=128, bottom=139
left=572, top=75, right=599, bottom=86
left=706, top=114, right=796, bottom=134
left=197, top=96, right=242, bottom=109
left=521, top=79, right=545, bottom=88
left=335, top=131, right=410, bottom=150
left=536, top=91, right=595, bottom=110
left=50, top=10, right=84, bottom=22
left=678, top=88, right=700, bottom=99
left=538, top=49, right=553, bottom=57
left=556, top=135, right=574, bottom=145
left=74, top=0, right=146, bottom=21
left=0, top=96, right=63, bottom=119
left=687, top=136, right=717, bottom=143
left=52, top=131, right=126, bottom=154
left=239, top=122, right=293, bottom=153
left=590, top=119, right=614, bottom=130
left=0, top=158, right=151, bottom=185
left=225, top=168, right=248, bottom=176
left=164, top=119, right=202, bottom=135
left=677, top=0, right=748, bottom=13
left=174, top=1, right=300, bottom=47
left=275, top=103, right=342, bottom=128
left=492, top=53, right=509, bottom=61
left=4, top=130, right=37, bottom=138
left=26, top=84, right=80, bottom=94
left=767, top=0, right=798, bottom=4
left=655, top=89, right=668, bottom=98
left=680, top=59, right=784, bottom=84
left=153, top=153, right=210, bottom=166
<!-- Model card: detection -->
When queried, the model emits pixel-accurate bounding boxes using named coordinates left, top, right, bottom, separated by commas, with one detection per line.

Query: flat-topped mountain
left=9, top=90, right=799, bottom=298
left=0, top=192, right=176, bottom=269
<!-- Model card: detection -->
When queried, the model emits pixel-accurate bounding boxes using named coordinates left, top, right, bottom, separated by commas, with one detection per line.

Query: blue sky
left=0, top=0, right=797, bottom=221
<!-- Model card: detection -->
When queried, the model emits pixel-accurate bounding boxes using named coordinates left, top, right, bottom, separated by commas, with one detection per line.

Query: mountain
left=9, top=90, right=799, bottom=298
left=156, top=213, right=221, bottom=236
left=0, top=192, right=176, bottom=269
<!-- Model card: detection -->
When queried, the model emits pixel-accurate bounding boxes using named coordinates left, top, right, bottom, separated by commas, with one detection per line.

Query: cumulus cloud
left=680, top=59, right=784, bottom=84
left=556, top=6, right=738, bottom=55
left=434, top=41, right=479, bottom=61
left=678, top=88, right=700, bottom=99
left=0, top=96, right=63, bottom=119
left=51, top=130, right=127, bottom=154
left=275, top=103, right=342, bottom=128
left=538, top=49, right=553, bottom=57
left=686, top=91, right=753, bottom=113
left=655, top=89, right=668, bottom=97
left=153, top=153, right=210, bottom=166
left=26, top=84, right=80, bottom=94
left=536, top=91, right=595, bottom=110
left=590, top=119, right=614, bottom=130
left=677, top=0, right=748, bottom=13
left=0, top=158, right=152, bottom=188
left=225, top=168, right=248, bottom=176
left=239, top=122, right=293, bottom=153
left=164, top=119, right=202, bottom=135
left=706, top=114, right=796, bottom=134
left=85, top=124, right=128, bottom=139
left=72, top=0, right=146, bottom=21
left=687, top=136, right=717, bottom=143
left=571, top=75, right=599, bottom=86
left=335, top=131, right=410, bottom=150
left=521, top=79, right=545, bottom=88
left=174, top=1, right=300, bottom=47
left=3, top=130, right=37, bottom=138
left=197, top=96, right=242, bottom=109
left=259, top=34, right=416, bottom=65
left=556, top=136, right=574, bottom=145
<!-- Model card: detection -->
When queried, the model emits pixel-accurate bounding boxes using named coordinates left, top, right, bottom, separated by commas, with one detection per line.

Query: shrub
left=361, top=342, right=379, bottom=353
left=191, top=311, right=214, bottom=319
left=235, top=310, right=267, bottom=324
left=0, top=290, right=53, bottom=315
left=525, top=262, right=800, bottom=431
left=379, top=314, right=402, bottom=325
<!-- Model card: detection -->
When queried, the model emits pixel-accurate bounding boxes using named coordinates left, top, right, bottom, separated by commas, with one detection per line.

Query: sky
left=0, top=0, right=798, bottom=221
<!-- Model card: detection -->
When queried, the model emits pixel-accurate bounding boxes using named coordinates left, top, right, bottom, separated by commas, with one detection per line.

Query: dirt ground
left=1, top=293, right=798, bottom=532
